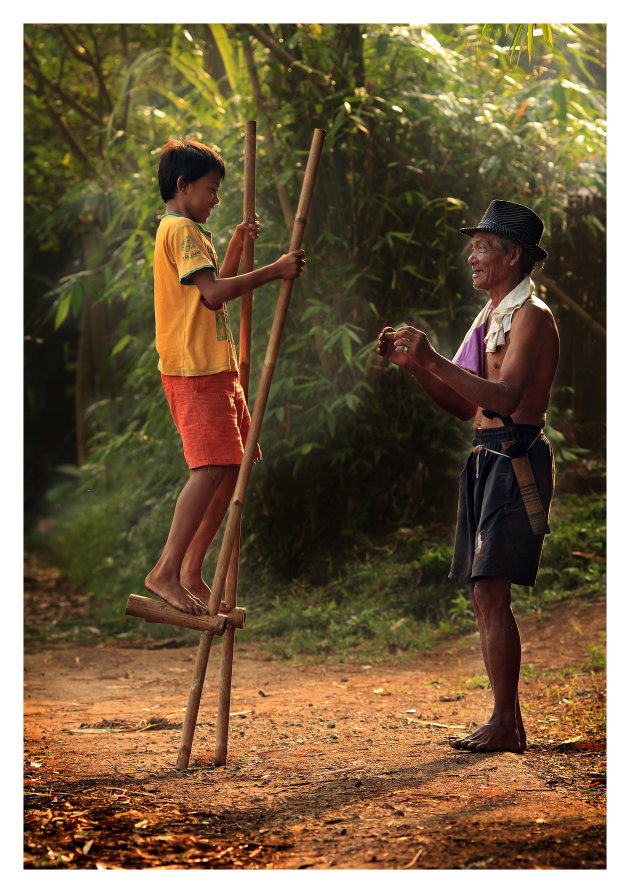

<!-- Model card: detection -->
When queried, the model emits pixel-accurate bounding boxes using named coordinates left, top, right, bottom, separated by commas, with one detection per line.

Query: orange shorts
left=161, top=371, right=261, bottom=469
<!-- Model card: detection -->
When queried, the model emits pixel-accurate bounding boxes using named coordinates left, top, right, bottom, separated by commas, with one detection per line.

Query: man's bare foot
left=179, top=573, right=231, bottom=614
left=144, top=573, right=208, bottom=616
left=516, top=711, right=527, bottom=752
left=450, top=721, right=524, bottom=754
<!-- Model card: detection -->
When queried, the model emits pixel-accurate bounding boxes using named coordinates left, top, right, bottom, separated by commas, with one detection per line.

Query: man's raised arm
left=377, top=327, right=477, bottom=421
left=381, top=302, right=551, bottom=420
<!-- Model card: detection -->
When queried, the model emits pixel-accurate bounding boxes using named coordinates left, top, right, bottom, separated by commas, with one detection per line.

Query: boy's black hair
left=158, top=138, right=226, bottom=202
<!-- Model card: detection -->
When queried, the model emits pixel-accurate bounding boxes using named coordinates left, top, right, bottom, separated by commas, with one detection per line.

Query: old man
left=377, top=200, right=559, bottom=753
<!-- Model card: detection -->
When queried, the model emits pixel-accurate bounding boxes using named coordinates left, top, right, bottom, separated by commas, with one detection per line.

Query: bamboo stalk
left=238, top=119, right=257, bottom=398
left=537, top=274, right=606, bottom=340
left=215, top=120, right=257, bottom=768
left=241, top=24, right=332, bottom=88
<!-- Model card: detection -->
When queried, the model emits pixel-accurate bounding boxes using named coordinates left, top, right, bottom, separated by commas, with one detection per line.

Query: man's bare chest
left=484, top=335, right=510, bottom=381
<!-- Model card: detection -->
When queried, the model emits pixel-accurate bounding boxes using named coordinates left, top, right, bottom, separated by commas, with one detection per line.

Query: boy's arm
left=191, top=250, right=305, bottom=309
left=219, top=219, right=260, bottom=278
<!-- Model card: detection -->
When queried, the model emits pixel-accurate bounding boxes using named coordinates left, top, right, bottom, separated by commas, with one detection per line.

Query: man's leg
left=451, top=576, right=524, bottom=753
left=471, top=583, right=526, bottom=745
left=180, top=465, right=239, bottom=604
left=145, top=465, right=231, bottom=614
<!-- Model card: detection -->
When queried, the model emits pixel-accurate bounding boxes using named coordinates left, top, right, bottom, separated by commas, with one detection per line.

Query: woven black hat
left=460, top=200, right=548, bottom=261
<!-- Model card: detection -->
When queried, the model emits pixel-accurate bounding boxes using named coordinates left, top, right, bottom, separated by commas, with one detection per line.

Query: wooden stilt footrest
left=125, top=594, right=247, bottom=633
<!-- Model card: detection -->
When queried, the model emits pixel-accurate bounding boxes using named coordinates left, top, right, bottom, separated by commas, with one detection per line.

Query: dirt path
left=24, top=585, right=606, bottom=870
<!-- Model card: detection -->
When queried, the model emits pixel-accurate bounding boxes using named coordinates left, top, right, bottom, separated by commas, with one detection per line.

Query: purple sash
left=453, top=320, right=487, bottom=377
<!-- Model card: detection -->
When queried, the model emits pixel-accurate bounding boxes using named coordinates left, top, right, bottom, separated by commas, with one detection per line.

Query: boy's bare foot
left=449, top=721, right=525, bottom=753
left=144, top=573, right=208, bottom=615
left=180, top=573, right=212, bottom=605
left=179, top=573, right=231, bottom=614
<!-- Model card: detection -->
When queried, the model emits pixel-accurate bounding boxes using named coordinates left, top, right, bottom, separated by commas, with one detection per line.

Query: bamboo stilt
left=214, top=626, right=237, bottom=766
left=177, top=631, right=213, bottom=769
left=238, top=120, right=256, bottom=399
left=125, top=594, right=245, bottom=631
left=176, top=121, right=259, bottom=771
left=215, top=120, right=257, bottom=768
left=176, top=127, right=326, bottom=770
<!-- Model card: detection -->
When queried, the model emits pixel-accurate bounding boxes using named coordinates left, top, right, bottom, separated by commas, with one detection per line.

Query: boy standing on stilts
left=146, top=138, right=305, bottom=615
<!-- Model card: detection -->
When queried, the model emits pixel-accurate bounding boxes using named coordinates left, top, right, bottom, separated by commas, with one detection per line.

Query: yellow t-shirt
left=153, top=213, right=238, bottom=376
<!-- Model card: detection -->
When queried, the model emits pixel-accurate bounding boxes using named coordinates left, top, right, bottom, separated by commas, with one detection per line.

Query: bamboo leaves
left=53, top=283, right=82, bottom=329
left=479, top=23, right=555, bottom=63
left=208, top=24, right=240, bottom=92
left=24, top=22, right=606, bottom=580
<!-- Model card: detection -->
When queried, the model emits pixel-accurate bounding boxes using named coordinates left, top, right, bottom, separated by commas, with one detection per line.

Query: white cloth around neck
left=485, top=277, right=534, bottom=353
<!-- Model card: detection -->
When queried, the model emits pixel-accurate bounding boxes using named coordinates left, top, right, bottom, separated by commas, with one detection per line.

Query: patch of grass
left=234, top=527, right=467, bottom=662
left=235, top=493, right=605, bottom=661
left=28, top=491, right=605, bottom=659
left=465, top=674, right=491, bottom=690
left=584, top=642, right=606, bottom=673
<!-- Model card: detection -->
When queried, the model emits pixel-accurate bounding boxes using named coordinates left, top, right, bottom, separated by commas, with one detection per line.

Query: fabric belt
left=473, top=410, right=551, bottom=536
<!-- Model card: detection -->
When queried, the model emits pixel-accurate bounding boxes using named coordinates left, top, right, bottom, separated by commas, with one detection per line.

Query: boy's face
left=178, top=171, right=222, bottom=224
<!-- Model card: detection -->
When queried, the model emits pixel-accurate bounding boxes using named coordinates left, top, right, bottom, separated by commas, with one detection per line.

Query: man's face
left=179, top=171, right=222, bottom=224
left=467, top=233, right=518, bottom=293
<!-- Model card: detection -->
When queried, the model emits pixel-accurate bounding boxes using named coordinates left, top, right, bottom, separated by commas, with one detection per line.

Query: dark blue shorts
left=449, top=425, right=555, bottom=587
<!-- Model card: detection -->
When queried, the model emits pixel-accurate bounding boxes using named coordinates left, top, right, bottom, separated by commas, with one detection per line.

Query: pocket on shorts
left=490, top=456, right=517, bottom=502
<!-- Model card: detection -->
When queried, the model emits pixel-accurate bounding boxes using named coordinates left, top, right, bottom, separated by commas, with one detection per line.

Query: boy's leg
left=145, top=465, right=230, bottom=614
left=180, top=465, right=239, bottom=604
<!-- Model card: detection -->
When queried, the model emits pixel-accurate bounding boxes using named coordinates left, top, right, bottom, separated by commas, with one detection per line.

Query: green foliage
left=207, top=523, right=462, bottom=660
left=40, top=445, right=183, bottom=614
left=511, top=494, right=606, bottom=614
left=245, top=492, right=605, bottom=660
left=584, top=642, right=606, bottom=673
left=480, top=24, right=554, bottom=64
left=24, top=24, right=606, bottom=594
left=33, top=489, right=605, bottom=661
